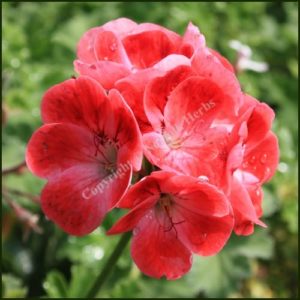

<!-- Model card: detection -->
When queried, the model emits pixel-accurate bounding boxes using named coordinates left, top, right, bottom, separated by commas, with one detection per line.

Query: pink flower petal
left=144, top=65, right=194, bottom=132
left=74, top=60, right=130, bottom=90
left=192, top=49, right=242, bottom=114
left=41, top=76, right=107, bottom=128
left=242, top=131, right=279, bottom=183
left=123, top=30, right=179, bottom=68
left=41, top=165, right=131, bottom=236
left=176, top=209, right=233, bottom=256
left=179, top=22, right=206, bottom=58
left=94, top=31, right=131, bottom=67
left=164, top=77, right=228, bottom=134
left=229, top=176, right=266, bottom=235
left=26, top=123, right=99, bottom=179
left=131, top=213, right=192, bottom=280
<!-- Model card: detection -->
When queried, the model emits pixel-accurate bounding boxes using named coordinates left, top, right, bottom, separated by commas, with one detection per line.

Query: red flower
left=141, top=51, right=279, bottom=236
left=75, top=18, right=227, bottom=73
left=115, top=54, right=191, bottom=133
left=74, top=18, right=238, bottom=133
left=24, top=17, right=280, bottom=280
left=26, top=76, right=143, bottom=236
left=74, top=18, right=181, bottom=89
left=108, top=171, right=233, bottom=279
left=142, top=51, right=241, bottom=185
left=227, top=95, right=279, bottom=235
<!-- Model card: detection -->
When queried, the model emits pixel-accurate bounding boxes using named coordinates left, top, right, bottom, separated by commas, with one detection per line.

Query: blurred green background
left=2, top=2, right=298, bottom=298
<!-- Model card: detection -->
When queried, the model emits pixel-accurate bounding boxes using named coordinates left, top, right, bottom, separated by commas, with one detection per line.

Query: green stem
left=86, top=232, right=131, bottom=298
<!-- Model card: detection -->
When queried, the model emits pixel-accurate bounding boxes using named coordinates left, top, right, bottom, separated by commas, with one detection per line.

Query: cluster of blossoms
left=26, top=18, right=279, bottom=279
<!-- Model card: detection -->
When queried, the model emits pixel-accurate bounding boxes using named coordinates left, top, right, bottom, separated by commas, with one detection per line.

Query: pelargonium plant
left=26, top=18, right=279, bottom=282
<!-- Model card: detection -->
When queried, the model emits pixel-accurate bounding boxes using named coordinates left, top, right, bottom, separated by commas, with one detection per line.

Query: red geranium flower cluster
left=26, top=18, right=279, bottom=279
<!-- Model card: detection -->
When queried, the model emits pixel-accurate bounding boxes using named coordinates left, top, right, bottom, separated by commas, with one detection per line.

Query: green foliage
left=2, top=274, right=28, bottom=298
left=2, top=2, right=298, bottom=298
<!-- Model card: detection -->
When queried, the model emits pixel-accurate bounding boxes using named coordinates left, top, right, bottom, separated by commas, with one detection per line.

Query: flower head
left=26, top=76, right=143, bottom=235
left=108, top=171, right=233, bottom=279
left=25, top=18, right=280, bottom=280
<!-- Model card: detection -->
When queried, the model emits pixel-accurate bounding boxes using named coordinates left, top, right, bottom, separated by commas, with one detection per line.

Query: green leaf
left=227, top=228, right=274, bottom=259
left=2, top=274, right=27, bottom=298
left=190, top=253, right=251, bottom=297
left=56, top=228, right=112, bottom=266
left=68, top=265, right=97, bottom=297
left=43, top=270, right=68, bottom=298
left=282, top=199, right=298, bottom=234
left=262, top=187, right=280, bottom=217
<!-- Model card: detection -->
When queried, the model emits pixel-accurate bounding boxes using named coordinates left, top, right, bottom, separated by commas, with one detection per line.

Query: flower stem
left=2, top=161, right=27, bottom=176
left=86, top=232, right=131, bottom=298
